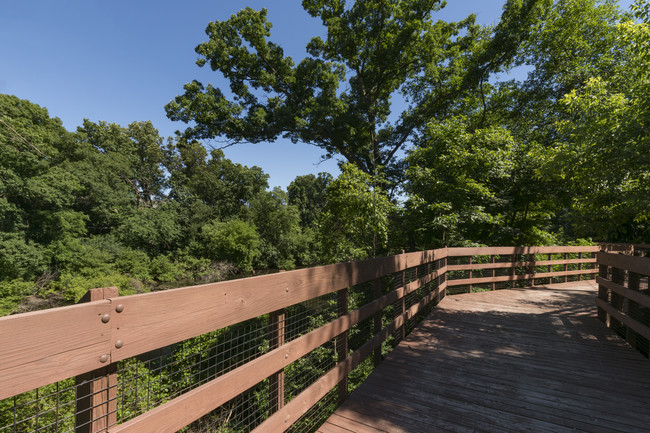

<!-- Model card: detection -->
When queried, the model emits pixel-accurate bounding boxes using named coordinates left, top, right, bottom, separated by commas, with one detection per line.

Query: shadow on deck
left=318, top=281, right=650, bottom=433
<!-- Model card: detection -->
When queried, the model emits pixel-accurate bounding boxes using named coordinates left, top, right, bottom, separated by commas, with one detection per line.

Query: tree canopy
left=166, top=0, right=551, bottom=180
left=1, top=0, right=648, bottom=317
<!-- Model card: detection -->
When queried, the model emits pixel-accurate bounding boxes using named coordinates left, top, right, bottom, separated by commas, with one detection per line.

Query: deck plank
left=319, top=281, right=650, bottom=433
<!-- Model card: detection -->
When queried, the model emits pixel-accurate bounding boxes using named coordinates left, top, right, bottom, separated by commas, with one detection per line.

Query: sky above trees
left=0, top=0, right=634, bottom=188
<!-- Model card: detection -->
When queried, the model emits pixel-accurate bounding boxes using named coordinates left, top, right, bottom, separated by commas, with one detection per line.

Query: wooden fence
left=599, top=243, right=650, bottom=256
left=597, top=251, right=650, bottom=357
left=0, top=246, right=599, bottom=433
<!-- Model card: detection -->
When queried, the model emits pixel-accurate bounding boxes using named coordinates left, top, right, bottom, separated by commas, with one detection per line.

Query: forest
left=0, top=0, right=648, bottom=318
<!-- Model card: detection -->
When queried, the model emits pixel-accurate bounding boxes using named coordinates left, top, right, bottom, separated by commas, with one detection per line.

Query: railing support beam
left=75, top=287, right=118, bottom=433
left=336, top=288, right=349, bottom=405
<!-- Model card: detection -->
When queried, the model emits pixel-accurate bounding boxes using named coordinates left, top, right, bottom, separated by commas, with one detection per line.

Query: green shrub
left=51, top=272, right=134, bottom=303
left=200, top=220, right=260, bottom=273
left=0, top=279, right=35, bottom=316
left=150, top=254, right=186, bottom=283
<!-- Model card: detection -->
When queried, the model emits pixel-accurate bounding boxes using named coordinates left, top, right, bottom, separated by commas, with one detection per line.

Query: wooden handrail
left=596, top=251, right=650, bottom=356
left=0, top=245, right=600, bottom=432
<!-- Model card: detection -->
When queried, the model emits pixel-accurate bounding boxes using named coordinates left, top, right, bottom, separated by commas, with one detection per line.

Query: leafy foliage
left=0, top=0, right=645, bottom=318
left=200, top=219, right=261, bottom=273
left=166, top=0, right=549, bottom=180
left=319, top=164, right=396, bottom=262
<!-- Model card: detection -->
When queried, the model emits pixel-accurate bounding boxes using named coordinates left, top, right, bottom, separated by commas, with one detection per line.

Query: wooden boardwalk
left=318, top=281, right=650, bottom=433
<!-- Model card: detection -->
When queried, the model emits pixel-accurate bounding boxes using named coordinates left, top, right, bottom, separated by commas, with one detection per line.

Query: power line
left=0, top=117, right=46, bottom=156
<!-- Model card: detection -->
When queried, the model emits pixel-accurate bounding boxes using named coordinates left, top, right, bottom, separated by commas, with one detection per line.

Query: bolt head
left=115, top=304, right=125, bottom=313
left=115, top=340, right=124, bottom=349
left=101, top=314, right=111, bottom=323
left=99, top=354, right=109, bottom=363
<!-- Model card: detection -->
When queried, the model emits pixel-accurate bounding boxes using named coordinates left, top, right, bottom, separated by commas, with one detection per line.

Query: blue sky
left=0, top=0, right=634, bottom=189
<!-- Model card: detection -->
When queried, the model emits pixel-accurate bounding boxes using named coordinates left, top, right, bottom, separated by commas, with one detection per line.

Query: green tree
left=200, top=219, right=261, bottom=272
left=319, top=164, right=396, bottom=262
left=505, top=0, right=649, bottom=241
left=166, top=0, right=549, bottom=179
left=247, top=187, right=302, bottom=269
left=164, top=140, right=269, bottom=244
left=287, top=173, right=332, bottom=229
left=404, top=118, right=543, bottom=247
left=71, top=120, right=166, bottom=236
left=117, top=203, right=183, bottom=255
left=0, top=95, right=84, bottom=244
left=76, top=120, right=167, bottom=207
left=544, top=12, right=650, bottom=241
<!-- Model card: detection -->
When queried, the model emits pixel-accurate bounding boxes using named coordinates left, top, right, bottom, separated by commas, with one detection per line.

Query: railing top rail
left=597, top=251, right=650, bottom=276
left=0, top=244, right=600, bottom=402
left=0, top=248, right=445, bottom=400
left=446, top=245, right=599, bottom=256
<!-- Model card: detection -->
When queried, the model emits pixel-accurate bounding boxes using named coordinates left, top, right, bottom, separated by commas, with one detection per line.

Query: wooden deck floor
left=318, top=281, right=650, bottom=433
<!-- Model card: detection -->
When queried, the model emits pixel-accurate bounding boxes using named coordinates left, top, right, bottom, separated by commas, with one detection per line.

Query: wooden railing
left=597, top=251, right=650, bottom=357
left=599, top=243, right=650, bottom=256
left=0, top=245, right=599, bottom=433
left=446, top=246, right=599, bottom=293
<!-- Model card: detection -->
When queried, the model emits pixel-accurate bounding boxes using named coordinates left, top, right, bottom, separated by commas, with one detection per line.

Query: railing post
left=468, top=256, right=473, bottom=293
left=268, top=308, right=286, bottom=414
left=491, top=255, right=496, bottom=291
left=373, top=278, right=383, bottom=367
left=610, top=266, right=625, bottom=335
left=399, top=268, right=406, bottom=341
left=627, top=270, right=641, bottom=350
left=547, top=253, right=553, bottom=285
left=336, top=288, right=349, bottom=405
left=564, top=253, right=569, bottom=283
left=529, top=254, right=535, bottom=286
left=438, top=256, right=446, bottom=303
left=597, top=261, right=609, bottom=324
left=75, top=287, right=118, bottom=433
left=578, top=252, right=583, bottom=281
left=511, top=254, right=517, bottom=287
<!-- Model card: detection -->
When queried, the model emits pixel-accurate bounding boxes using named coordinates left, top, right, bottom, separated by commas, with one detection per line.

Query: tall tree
left=499, top=0, right=648, bottom=241
left=318, top=164, right=396, bottom=262
left=166, top=0, right=550, bottom=179
left=540, top=1, right=650, bottom=241
left=287, top=173, right=332, bottom=228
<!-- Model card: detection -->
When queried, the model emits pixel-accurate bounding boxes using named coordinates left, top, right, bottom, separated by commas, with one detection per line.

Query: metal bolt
left=285, top=353, right=288, bottom=359
left=115, top=340, right=124, bottom=349
left=99, top=354, right=109, bottom=363
left=285, top=287, right=289, bottom=292
left=115, top=304, right=125, bottom=313
left=101, top=314, right=111, bottom=323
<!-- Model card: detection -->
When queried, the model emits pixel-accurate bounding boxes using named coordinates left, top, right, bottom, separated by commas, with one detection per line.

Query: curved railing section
left=597, top=251, right=650, bottom=358
left=0, top=245, right=599, bottom=433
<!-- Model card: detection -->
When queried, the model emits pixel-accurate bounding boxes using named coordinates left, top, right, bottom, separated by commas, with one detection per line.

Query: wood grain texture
left=596, top=276, right=650, bottom=309
left=110, top=252, right=442, bottom=361
left=0, top=245, right=598, bottom=404
left=448, top=268, right=597, bottom=287
left=447, top=246, right=599, bottom=256
left=596, top=297, right=650, bottom=341
left=0, top=301, right=113, bottom=400
left=321, top=281, right=650, bottom=433
left=255, top=284, right=446, bottom=433
left=598, top=252, right=650, bottom=276
left=109, top=273, right=443, bottom=433
left=75, top=287, right=119, bottom=433
left=447, top=258, right=596, bottom=271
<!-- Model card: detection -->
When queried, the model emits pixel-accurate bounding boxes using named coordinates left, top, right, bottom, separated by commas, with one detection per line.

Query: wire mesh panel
left=597, top=252, right=650, bottom=359
left=285, top=388, right=337, bottom=433
left=0, top=380, right=76, bottom=433
left=3, top=247, right=605, bottom=433
left=182, top=382, right=269, bottom=433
